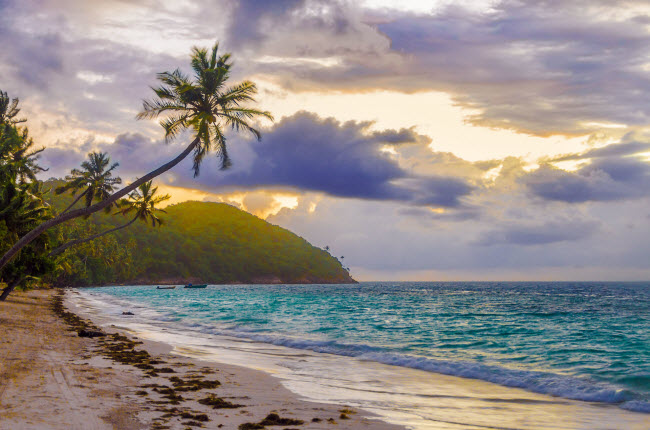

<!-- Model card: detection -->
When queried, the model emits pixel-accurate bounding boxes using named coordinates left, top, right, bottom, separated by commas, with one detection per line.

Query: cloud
left=191, top=112, right=473, bottom=206
left=217, top=0, right=650, bottom=136
left=549, top=136, right=650, bottom=162
left=475, top=219, right=600, bottom=246
left=39, top=112, right=473, bottom=208
left=523, top=140, right=650, bottom=203
left=0, top=0, right=195, bottom=141
left=7, top=0, right=650, bottom=280
left=268, top=192, right=650, bottom=280
left=376, top=2, right=650, bottom=135
left=227, top=0, right=304, bottom=47
left=7, top=0, right=650, bottom=140
left=39, top=132, right=188, bottom=183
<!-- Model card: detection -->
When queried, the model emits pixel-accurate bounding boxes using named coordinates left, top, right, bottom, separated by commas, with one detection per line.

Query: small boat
left=156, top=286, right=176, bottom=290
left=184, top=284, right=207, bottom=289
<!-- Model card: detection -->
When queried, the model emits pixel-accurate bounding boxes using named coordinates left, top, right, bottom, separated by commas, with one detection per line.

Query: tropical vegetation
left=50, top=180, right=170, bottom=257
left=0, top=42, right=356, bottom=297
left=55, top=151, right=122, bottom=215
left=0, top=42, right=272, bottom=289
left=46, top=184, right=353, bottom=286
left=0, top=92, right=54, bottom=299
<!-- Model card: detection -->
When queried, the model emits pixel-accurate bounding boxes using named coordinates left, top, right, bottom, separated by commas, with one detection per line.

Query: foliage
left=136, top=42, right=273, bottom=175
left=0, top=95, right=54, bottom=293
left=0, top=126, right=46, bottom=183
left=47, top=182, right=354, bottom=286
left=116, top=181, right=170, bottom=227
left=47, top=217, right=136, bottom=287
left=55, top=151, right=121, bottom=214
left=0, top=41, right=272, bottom=281
left=0, top=90, right=25, bottom=125
left=50, top=180, right=170, bottom=257
left=0, top=181, right=54, bottom=288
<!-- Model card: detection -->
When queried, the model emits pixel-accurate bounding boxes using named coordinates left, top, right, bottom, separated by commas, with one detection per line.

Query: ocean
left=72, top=282, right=650, bottom=429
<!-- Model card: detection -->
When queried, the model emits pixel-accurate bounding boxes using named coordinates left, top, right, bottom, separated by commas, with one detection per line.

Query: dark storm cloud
left=221, top=112, right=406, bottom=200
left=401, top=176, right=474, bottom=208
left=207, top=112, right=473, bottom=206
left=39, top=113, right=473, bottom=208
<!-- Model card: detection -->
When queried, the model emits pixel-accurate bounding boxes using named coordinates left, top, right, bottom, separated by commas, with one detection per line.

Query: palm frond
left=157, top=69, right=191, bottom=88
left=221, top=111, right=268, bottom=140
left=218, top=81, right=260, bottom=105
left=160, top=113, right=190, bottom=143
left=191, top=46, right=210, bottom=76
left=137, top=99, right=189, bottom=120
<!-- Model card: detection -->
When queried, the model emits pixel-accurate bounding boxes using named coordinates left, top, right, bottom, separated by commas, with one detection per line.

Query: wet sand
left=0, top=289, right=402, bottom=429
left=70, top=286, right=650, bottom=430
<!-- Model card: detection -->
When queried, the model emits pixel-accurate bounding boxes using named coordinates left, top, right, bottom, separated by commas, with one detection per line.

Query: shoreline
left=0, top=288, right=403, bottom=429
left=4, top=287, right=649, bottom=429
left=69, top=279, right=360, bottom=287
left=70, top=285, right=650, bottom=430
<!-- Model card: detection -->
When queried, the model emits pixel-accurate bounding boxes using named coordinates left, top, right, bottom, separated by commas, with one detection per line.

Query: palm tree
left=0, top=41, right=272, bottom=274
left=0, top=117, right=46, bottom=184
left=0, top=179, right=53, bottom=301
left=55, top=152, right=122, bottom=215
left=115, top=180, right=170, bottom=227
left=0, top=96, right=53, bottom=300
left=50, top=181, right=170, bottom=257
left=136, top=42, right=273, bottom=174
left=0, top=90, right=25, bottom=126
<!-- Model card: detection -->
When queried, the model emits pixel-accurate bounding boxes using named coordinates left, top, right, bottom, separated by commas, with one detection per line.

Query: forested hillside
left=46, top=181, right=355, bottom=286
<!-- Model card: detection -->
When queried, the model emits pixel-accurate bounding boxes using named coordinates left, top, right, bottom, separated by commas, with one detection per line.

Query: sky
left=1, top=0, right=650, bottom=281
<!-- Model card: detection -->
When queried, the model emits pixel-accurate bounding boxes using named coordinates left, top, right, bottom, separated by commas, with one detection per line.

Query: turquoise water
left=84, top=282, right=650, bottom=413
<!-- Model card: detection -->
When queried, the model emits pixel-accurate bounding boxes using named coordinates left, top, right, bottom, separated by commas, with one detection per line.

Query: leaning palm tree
left=55, top=152, right=122, bottom=215
left=0, top=41, right=272, bottom=276
left=49, top=181, right=170, bottom=257
left=136, top=42, right=273, bottom=174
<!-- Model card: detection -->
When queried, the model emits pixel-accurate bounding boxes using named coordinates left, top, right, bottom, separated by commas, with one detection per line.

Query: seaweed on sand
left=169, top=375, right=221, bottom=391
left=198, top=394, right=243, bottom=409
left=238, top=413, right=304, bottom=429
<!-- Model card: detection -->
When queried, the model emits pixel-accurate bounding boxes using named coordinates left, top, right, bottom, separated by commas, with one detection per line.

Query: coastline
left=4, top=287, right=649, bottom=430
left=0, top=288, right=403, bottom=429
left=70, top=284, right=650, bottom=430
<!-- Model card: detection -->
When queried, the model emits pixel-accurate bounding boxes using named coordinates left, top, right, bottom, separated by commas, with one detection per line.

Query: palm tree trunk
left=0, top=136, right=200, bottom=276
left=60, top=189, right=88, bottom=215
left=49, top=215, right=139, bottom=258
left=0, top=276, right=24, bottom=301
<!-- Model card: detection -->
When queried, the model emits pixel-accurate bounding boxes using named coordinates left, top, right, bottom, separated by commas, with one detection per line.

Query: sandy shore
left=0, top=289, right=403, bottom=430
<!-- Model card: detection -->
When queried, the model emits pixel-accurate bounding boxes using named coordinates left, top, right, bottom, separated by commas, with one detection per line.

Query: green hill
left=45, top=182, right=355, bottom=286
